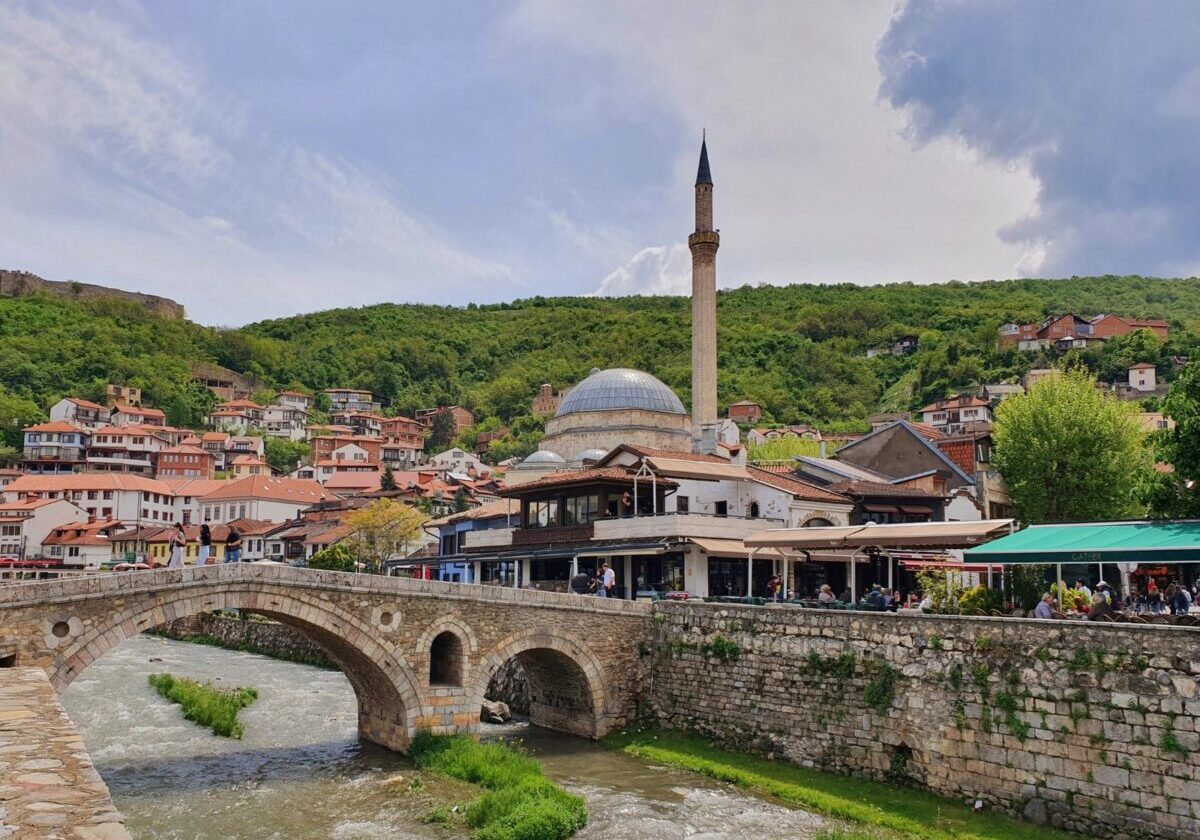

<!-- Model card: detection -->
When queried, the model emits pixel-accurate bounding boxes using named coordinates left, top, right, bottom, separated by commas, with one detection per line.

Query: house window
left=102, top=508, right=112, bottom=518
left=676, top=496, right=689, bottom=514
left=714, top=501, right=728, bottom=517
left=749, top=501, right=760, bottom=519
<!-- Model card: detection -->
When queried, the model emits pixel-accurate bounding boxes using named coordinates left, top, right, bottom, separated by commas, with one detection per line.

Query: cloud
left=877, top=0, right=1200, bottom=278
left=0, top=2, right=510, bottom=323
left=594, top=243, right=690, bottom=296
left=508, top=0, right=1040, bottom=295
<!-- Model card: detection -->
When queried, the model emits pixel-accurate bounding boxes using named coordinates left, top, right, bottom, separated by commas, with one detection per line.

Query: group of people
left=163, top=523, right=242, bottom=568
left=1032, top=578, right=1197, bottom=620
left=569, top=562, right=617, bottom=598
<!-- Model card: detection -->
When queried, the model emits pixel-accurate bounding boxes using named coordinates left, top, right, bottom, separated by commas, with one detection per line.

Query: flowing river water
left=61, top=635, right=828, bottom=839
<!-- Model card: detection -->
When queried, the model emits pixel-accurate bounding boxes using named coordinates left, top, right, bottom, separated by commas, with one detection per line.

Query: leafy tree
left=747, top=437, right=822, bottom=464
left=427, top=411, right=456, bottom=451
left=306, top=543, right=358, bottom=572
left=0, top=443, right=19, bottom=466
left=263, top=438, right=310, bottom=474
left=250, top=388, right=277, bottom=406
left=992, top=368, right=1147, bottom=523
left=1141, top=360, right=1200, bottom=517
left=452, top=487, right=470, bottom=513
left=341, top=499, right=427, bottom=573
left=0, top=387, right=45, bottom=448
left=380, top=465, right=397, bottom=491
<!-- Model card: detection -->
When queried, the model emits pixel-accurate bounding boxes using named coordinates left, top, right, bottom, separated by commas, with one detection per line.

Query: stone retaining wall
left=0, top=667, right=131, bottom=838
left=649, top=602, right=1200, bottom=840
left=156, top=613, right=333, bottom=668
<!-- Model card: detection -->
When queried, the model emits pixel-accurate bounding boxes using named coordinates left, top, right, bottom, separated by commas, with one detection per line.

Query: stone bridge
left=0, top=565, right=651, bottom=751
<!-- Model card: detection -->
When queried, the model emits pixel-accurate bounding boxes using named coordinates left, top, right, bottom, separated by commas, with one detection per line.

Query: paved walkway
left=0, top=668, right=129, bottom=839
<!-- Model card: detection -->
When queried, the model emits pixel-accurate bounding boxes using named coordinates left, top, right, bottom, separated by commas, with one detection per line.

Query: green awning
left=965, top=521, right=1200, bottom=565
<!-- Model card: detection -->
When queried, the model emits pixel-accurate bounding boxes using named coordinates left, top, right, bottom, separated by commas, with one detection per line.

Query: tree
left=992, top=368, right=1147, bottom=523
left=264, top=438, right=310, bottom=474
left=1141, top=360, right=1200, bottom=517
left=452, top=487, right=470, bottom=513
left=0, top=388, right=45, bottom=448
left=380, top=465, right=397, bottom=491
left=0, top=443, right=19, bottom=467
left=427, top=411, right=456, bottom=451
left=306, top=543, right=357, bottom=572
left=341, top=499, right=427, bottom=573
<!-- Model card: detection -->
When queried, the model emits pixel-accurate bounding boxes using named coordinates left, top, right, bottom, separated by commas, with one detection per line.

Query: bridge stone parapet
left=0, top=565, right=652, bottom=750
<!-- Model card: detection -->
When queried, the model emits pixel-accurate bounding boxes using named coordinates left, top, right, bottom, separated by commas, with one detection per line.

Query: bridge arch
left=471, top=629, right=613, bottom=739
left=51, top=584, right=424, bottom=751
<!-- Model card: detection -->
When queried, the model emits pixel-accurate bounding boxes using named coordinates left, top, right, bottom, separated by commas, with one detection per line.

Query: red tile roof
left=114, top=404, right=165, bottom=418
left=745, top=467, right=850, bottom=504
left=826, top=480, right=944, bottom=498
left=66, top=397, right=107, bottom=411
left=499, top=467, right=676, bottom=494
left=6, top=474, right=172, bottom=494
left=24, top=421, right=86, bottom=434
left=199, top=475, right=329, bottom=504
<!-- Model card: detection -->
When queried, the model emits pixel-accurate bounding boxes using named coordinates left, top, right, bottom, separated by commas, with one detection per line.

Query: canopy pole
left=850, top=554, right=857, bottom=603
left=1056, top=562, right=1063, bottom=611
left=747, top=547, right=757, bottom=598
left=887, top=551, right=894, bottom=593
left=987, top=563, right=993, bottom=589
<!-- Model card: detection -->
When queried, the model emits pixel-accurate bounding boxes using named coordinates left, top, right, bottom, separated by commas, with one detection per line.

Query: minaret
left=689, top=134, right=719, bottom=438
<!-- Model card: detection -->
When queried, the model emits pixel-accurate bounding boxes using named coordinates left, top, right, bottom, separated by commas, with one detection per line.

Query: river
left=60, top=635, right=827, bottom=839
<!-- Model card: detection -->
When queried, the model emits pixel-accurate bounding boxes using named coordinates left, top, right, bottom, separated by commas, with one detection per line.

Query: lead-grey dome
left=555, top=368, right=686, bottom=417
left=522, top=450, right=566, bottom=464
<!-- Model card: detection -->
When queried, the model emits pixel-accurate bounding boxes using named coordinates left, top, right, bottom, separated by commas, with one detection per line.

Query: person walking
left=199, top=523, right=213, bottom=565
left=767, top=574, right=783, bottom=602
left=225, top=526, right=242, bottom=563
left=167, top=523, right=186, bottom=569
left=595, top=562, right=615, bottom=598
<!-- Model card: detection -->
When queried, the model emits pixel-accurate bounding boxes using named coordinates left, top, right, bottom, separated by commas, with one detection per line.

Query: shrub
left=956, top=585, right=1002, bottom=615
left=148, top=673, right=258, bottom=738
left=410, top=733, right=586, bottom=840
left=306, top=543, right=358, bottom=572
left=701, top=634, right=740, bottom=663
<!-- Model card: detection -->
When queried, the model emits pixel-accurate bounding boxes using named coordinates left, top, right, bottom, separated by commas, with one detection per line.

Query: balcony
left=462, top=528, right=515, bottom=549
left=593, top=512, right=780, bottom=542
left=22, top=448, right=83, bottom=462
left=511, top=522, right=594, bottom=547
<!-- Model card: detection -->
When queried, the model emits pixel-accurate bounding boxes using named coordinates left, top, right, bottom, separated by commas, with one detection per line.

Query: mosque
left=507, top=138, right=728, bottom=483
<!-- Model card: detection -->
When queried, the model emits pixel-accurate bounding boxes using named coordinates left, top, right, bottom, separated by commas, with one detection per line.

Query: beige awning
left=746, top=519, right=1015, bottom=550
left=644, top=457, right=750, bottom=482
left=688, top=537, right=786, bottom=559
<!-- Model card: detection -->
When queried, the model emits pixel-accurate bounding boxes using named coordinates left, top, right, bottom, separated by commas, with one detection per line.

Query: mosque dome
left=575, top=448, right=609, bottom=463
left=555, top=368, right=686, bottom=417
left=521, top=450, right=566, bottom=465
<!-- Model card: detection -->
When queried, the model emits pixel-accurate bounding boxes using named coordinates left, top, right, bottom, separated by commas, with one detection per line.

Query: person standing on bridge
left=597, top=562, right=615, bottom=598
left=225, top=527, right=242, bottom=563
left=167, top=523, right=186, bottom=569
left=199, top=523, right=213, bottom=565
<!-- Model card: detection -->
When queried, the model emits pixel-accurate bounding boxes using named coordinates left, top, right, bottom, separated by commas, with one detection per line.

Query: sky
left=1, top=1, right=1198, bottom=325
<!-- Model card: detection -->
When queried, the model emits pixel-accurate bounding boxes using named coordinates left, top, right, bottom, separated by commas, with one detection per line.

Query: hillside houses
left=999, top=312, right=1169, bottom=351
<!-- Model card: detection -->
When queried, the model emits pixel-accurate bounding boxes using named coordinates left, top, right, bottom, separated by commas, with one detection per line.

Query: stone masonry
left=0, top=667, right=130, bottom=839
left=650, top=602, right=1200, bottom=840
left=0, top=565, right=650, bottom=750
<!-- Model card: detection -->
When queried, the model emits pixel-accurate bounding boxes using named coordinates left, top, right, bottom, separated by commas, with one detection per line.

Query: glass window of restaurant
left=527, top=499, right=559, bottom=528
left=635, top=552, right=685, bottom=594
left=481, top=561, right=517, bottom=585
left=563, top=493, right=599, bottom=525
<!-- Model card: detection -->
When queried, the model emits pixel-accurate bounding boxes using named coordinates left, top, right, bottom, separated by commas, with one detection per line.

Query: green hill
left=1, top=275, right=1197, bottom=451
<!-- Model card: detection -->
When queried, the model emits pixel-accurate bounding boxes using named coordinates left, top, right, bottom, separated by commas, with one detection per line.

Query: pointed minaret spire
left=696, top=131, right=713, bottom=186
left=689, top=133, right=719, bottom=444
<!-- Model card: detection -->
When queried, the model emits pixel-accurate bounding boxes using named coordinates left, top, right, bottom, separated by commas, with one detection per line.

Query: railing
left=594, top=511, right=782, bottom=541
left=512, top=523, right=594, bottom=547
left=462, top=528, right=515, bottom=549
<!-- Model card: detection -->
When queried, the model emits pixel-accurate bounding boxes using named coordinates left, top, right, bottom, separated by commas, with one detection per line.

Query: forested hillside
left=2, top=275, right=1198, bottom=449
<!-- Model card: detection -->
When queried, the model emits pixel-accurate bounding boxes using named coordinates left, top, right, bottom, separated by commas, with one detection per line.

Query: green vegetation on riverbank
left=148, top=673, right=258, bottom=738
left=409, top=732, right=586, bottom=840
left=606, top=729, right=1077, bottom=840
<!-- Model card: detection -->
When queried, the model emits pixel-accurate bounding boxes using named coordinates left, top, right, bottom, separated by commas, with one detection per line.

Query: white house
left=428, top=448, right=487, bottom=475
left=0, top=498, right=88, bottom=560
left=48, top=397, right=108, bottom=431
left=263, top=404, right=308, bottom=441
left=198, top=476, right=329, bottom=525
left=3, top=474, right=177, bottom=526
left=42, top=519, right=124, bottom=568
left=1128, top=363, right=1157, bottom=392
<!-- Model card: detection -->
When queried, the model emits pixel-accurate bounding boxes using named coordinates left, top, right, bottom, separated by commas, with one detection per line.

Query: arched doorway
left=429, top=631, right=464, bottom=686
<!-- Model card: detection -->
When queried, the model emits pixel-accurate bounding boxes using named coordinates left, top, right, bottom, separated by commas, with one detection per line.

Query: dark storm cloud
left=877, top=1, right=1200, bottom=277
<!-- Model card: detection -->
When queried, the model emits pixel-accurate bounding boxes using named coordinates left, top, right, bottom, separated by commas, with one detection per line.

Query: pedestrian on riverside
left=167, top=523, right=186, bottom=569
left=598, top=562, right=615, bottom=598
left=1169, top=584, right=1190, bottom=616
left=225, top=527, right=242, bottom=563
left=199, top=523, right=213, bottom=565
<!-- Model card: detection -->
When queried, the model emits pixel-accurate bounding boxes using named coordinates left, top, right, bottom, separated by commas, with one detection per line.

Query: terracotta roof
left=209, top=408, right=249, bottom=417
left=201, top=432, right=230, bottom=442
left=160, top=445, right=209, bottom=456
left=43, top=519, right=123, bottom=546
left=160, top=478, right=227, bottom=497
left=826, top=480, right=944, bottom=499
left=427, top=499, right=518, bottom=528
left=231, top=455, right=268, bottom=466
left=114, top=404, right=165, bottom=418
left=6, top=474, right=172, bottom=495
left=66, top=397, right=107, bottom=411
left=1129, top=362, right=1157, bottom=370
left=905, top=422, right=946, bottom=441
left=199, top=475, right=328, bottom=504
left=24, top=421, right=86, bottom=434
left=324, top=472, right=383, bottom=491
left=919, top=396, right=990, bottom=413
left=499, top=467, right=677, bottom=494
left=91, top=424, right=170, bottom=437
left=217, top=399, right=264, bottom=410
left=745, top=467, right=850, bottom=504
left=0, top=498, right=65, bottom=513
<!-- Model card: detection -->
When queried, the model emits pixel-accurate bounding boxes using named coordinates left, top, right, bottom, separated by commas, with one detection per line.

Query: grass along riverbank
left=409, top=732, right=586, bottom=840
left=148, top=673, right=258, bottom=738
left=606, top=729, right=1078, bottom=840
